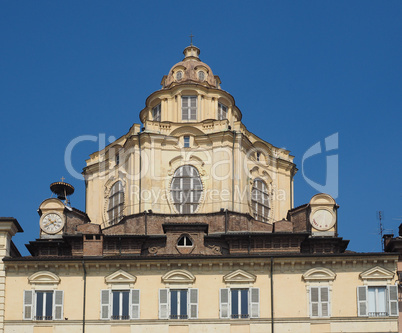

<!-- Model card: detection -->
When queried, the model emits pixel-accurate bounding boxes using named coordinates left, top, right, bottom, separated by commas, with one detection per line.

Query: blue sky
left=1, top=1, right=401, bottom=255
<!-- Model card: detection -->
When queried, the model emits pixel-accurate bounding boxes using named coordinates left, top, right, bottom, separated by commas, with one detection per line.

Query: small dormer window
left=256, top=152, right=260, bottom=161
left=198, top=71, right=205, bottom=81
left=177, top=235, right=193, bottom=247
left=184, top=136, right=190, bottom=148
left=152, top=104, right=161, bottom=121
left=176, top=71, right=183, bottom=81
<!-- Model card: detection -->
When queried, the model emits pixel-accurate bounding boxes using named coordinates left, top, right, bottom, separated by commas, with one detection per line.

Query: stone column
left=0, top=217, right=22, bottom=333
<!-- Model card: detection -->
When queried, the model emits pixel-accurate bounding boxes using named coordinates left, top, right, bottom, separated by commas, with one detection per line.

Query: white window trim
left=303, top=267, right=335, bottom=319
left=357, top=284, right=399, bottom=317
left=309, top=285, right=330, bottom=318
left=181, top=96, right=197, bottom=121
left=158, top=288, right=198, bottom=320
left=219, top=287, right=260, bottom=319
left=100, top=289, right=140, bottom=320
left=23, top=289, right=64, bottom=321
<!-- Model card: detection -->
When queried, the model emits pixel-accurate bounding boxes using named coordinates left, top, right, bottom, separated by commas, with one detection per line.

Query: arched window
left=107, top=181, right=124, bottom=225
left=177, top=235, right=193, bottom=247
left=198, top=71, right=205, bottom=81
left=251, top=179, right=270, bottom=222
left=171, top=165, right=202, bottom=214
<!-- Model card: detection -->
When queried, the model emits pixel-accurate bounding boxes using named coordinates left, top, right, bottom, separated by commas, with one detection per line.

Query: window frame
left=251, top=178, right=270, bottom=223
left=183, top=136, right=190, bottom=148
left=198, top=71, right=205, bottom=81
left=218, top=102, right=228, bottom=120
left=181, top=96, right=197, bottom=121
left=107, top=181, right=124, bottom=226
left=309, top=286, right=330, bottom=318
left=23, top=290, right=64, bottom=321
left=100, top=289, right=140, bottom=320
left=357, top=285, right=398, bottom=317
left=176, top=71, right=183, bottom=81
left=219, top=287, right=259, bottom=319
left=152, top=104, right=161, bottom=122
left=159, top=288, right=198, bottom=320
left=177, top=235, right=193, bottom=247
left=170, top=165, right=203, bottom=214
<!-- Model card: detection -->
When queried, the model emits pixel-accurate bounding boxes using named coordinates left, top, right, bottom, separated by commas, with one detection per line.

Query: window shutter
left=188, top=288, right=198, bottom=319
left=357, top=286, right=368, bottom=317
left=310, top=287, right=319, bottom=317
left=249, top=288, right=260, bottom=318
left=320, top=287, right=330, bottom=317
left=100, top=290, right=110, bottom=320
left=53, top=290, right=64, bottom=320
left=159, top=289, right=169, bottom=319
left=23, top=290, right=34, bottom=320
left=220, top=288, right=230, bottom=318
left=388, top=285, right=399, bottom=316
left=130, top=289, right=140, bottom=319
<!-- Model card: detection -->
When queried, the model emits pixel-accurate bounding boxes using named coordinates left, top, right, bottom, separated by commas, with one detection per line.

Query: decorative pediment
left=161, top=269, right=195, bottom=285
left=39, top=198, right=65, bottom=211
left=249, top=167, right=273, bottom=184
left=28, top=271, right=60, bottom=285
left=223, top=269, right=256, bottom=284
left=360, top=266, right=394, bottom=282
left=105, top=270, right=137, bottom=285
left=302, top=267, right=336, bottom=282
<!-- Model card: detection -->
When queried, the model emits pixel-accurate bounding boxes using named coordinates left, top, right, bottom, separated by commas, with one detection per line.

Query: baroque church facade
left=0, top=45, right=400, bottom=333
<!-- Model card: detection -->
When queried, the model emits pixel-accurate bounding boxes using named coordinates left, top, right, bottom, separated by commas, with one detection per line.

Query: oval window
left=176, top=71, right=183, bottom=80
left=171, top=165, right=203, bottom=214
left=198, top=71, right=205, bottom=81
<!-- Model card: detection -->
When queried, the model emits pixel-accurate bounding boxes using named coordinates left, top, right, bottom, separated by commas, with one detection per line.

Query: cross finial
left=189, top=33, right=194, bottom=46
left=61, top=176, right=65, bottom=182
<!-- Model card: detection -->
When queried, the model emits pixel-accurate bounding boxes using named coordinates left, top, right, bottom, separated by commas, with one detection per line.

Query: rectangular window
left=218, top=103, right=227, bottom=120
left=184, top=136, right=190, bottom=148
left=152, top=104, right=161, bottom=121
left=23, top=290, right=64, bottom=321
left=231, top=289, right=249, bottom=318
left=159, top=288, right=198, bottom=319
left=112, top=290, right=130, bottom=320
left=220, top=288, right=259, bottom=319
left=116, top=153, right=120, bottom=165
left=309, top=286, right=330, bottom=318
left=36, top=291, right=53, bottom=320
left=170, top=290, right=188, bottom=319
left=101, top=289, right=140, bottom=320
left=182, top=96, right=197, bottom=121
left=357, top=285, right=398, bottom=317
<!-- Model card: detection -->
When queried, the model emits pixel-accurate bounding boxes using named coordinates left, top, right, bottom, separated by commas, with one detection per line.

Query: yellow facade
left=3, top=256, right=399, bottom=332
left=1, top=45, right=400, bottom=333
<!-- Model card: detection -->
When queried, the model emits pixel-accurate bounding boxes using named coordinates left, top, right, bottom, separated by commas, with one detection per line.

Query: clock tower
left=309, top=193, right=338, bottom=237
left=38, top=180, right=75, bottom=238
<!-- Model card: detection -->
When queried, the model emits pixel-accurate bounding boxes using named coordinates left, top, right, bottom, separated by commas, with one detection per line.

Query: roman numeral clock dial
left=310, top=209, right=335, bottom=231
left=40, top=213, right=64, bottom=234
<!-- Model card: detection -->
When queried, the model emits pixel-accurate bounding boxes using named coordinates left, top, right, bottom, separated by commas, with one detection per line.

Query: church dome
left=161, top=45, right=221, bottom=89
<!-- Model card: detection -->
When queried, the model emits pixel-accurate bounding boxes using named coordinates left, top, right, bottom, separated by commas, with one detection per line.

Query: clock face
left=310, top=209, right=335, bottom=231
left=41, top=213, right=64, bottom=234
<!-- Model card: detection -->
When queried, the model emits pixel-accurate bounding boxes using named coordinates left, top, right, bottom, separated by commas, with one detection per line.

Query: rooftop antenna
left=377, top=211, right=384, bottom=250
